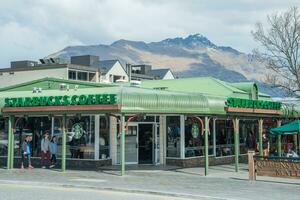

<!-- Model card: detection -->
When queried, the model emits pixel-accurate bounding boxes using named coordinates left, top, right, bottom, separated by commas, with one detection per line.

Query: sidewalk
left=0, top=164, right=299, bottom=200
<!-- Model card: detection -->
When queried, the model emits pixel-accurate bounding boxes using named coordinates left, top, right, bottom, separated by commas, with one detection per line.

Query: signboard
left=72, top=123, right=85, bottom=139
left=191, top=123, right=199, bottom=138
left=4, top=94, right=117, bottom=107
left=255, top=159, right=300, bottom=178
left=226, top=97, right=281, bottom=110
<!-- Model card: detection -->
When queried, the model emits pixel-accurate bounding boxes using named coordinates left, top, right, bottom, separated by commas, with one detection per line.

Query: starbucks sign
left=72, top=123, right=85, bottom=139
left=191, top=123, right=199, bottom=138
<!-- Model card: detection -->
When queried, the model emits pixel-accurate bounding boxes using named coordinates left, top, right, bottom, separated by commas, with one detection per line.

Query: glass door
left=125, top=124, right=138, bottom=164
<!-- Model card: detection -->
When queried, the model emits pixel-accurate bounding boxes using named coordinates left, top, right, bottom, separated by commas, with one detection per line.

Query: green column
left=7, top=116, right=12, bottom=169
left=277, top=120, right=282, bottom=157
left=204, top=116, right=209, bottom=176
left=10, top=116, right=15, bottom=169
left=234, top=118, right=239, bottom=172
left=258, top=119, right=263, bottom=156
left=120, top=114, right=125, bottom=176
left=61, top=115, right=66, bottom=172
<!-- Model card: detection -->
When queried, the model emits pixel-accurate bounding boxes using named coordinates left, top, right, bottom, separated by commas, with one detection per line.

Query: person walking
left=21, top=133, right=34, bottom=169
left=41, top=132, right=51, bottom=168
left=50, top=136, right=58, bottom=168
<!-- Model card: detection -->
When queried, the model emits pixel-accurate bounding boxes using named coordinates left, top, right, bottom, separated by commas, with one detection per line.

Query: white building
left=0, top=55, right=129, bottom=88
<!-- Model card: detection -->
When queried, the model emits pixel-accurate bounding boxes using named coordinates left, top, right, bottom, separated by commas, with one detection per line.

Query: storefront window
left=166, top=116, right=181, bottom=157
left=66, top=116, right=95, bottom=159
left=99, top=116, right=110, bottom=159
left=239, top=120, right=258, bottom=154
left=216, top=120, right=234, bottom=157
left=185, top=117, right=213, bottom=157
left=15, top=117, right=51, bottom=158
left=0, top=118, right=8, bottom=156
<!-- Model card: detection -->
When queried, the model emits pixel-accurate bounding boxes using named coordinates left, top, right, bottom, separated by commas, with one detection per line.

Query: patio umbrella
left=270, top=120, right=300, bottom=135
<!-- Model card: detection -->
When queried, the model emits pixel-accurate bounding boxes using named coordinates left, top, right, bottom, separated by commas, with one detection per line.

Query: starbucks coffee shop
left=0, top=77, right=299, bottom=175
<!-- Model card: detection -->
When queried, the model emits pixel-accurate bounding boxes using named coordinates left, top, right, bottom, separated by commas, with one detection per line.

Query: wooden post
left=258, top=119, right=263, bottom=156
left=277, top=120, right=282, bottom=157
left=233, top=118, right=239, bottom=172
left=248, top=150, right=256, bottom=181
left=204, top=116, right=209, bottom=176
left=61, top=115, right=66, bottom=172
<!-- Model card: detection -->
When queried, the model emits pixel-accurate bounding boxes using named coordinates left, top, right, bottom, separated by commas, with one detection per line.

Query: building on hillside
left=127, top=64, right=175, bottom=81
left=0, top=76, right=299, bottom=173
left=0, top=55, right=129, bottom=88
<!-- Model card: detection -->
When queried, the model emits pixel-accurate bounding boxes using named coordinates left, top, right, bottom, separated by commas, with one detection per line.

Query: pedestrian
left=21, top=133, right=34, bottom=169
left=262, top=133, right=270, bottom=157
left=246, top=131, right=256, bottom=151
left=50, top=136, right=57, bottom=168
left=41, top=132, right=51, bottom=168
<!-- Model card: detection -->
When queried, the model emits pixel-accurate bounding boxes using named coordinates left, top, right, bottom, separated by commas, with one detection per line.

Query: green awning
left=270, top=120, right=300, bottom=135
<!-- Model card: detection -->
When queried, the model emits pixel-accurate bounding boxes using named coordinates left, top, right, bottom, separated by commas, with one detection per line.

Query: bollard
left=248, top=150, right=256, bottom=181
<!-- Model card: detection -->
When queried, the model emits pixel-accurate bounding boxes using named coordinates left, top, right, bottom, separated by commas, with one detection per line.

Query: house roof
left=149, top=69, right=171, bottom=79
left=0, top=77, right=115, bottom=92
left=140, top=77, right=250, bottom=98
left=140, top=77, right=271, bottom=100
left=0, top=76, right=298, bottom=117
left=96, top=60, right=119, bottom=73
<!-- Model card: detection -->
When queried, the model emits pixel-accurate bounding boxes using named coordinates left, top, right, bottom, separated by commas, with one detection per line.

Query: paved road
left=0, top=164, right=299, bottom=200
left=0, top=182, right=203, bottom=200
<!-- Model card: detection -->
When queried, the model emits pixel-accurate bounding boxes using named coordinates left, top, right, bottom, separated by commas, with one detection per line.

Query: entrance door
left=125, top=125, right=138, bottom=164
left=138, top=124, right=154, bottom=164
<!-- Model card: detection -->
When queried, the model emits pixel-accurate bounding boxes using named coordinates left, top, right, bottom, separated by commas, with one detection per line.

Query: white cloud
left=0, top=0, right=299, bottom=67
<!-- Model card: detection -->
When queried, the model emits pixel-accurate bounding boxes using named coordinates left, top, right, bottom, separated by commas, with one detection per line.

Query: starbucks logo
left=191, top=123, right=199, bottom=139
left=72, top=123, right=84, bottom=139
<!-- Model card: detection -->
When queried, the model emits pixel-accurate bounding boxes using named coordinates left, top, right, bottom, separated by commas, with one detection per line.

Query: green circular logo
left=72, top=123, right=84, bottom=139
left=191, top=123, right=199, bottom=139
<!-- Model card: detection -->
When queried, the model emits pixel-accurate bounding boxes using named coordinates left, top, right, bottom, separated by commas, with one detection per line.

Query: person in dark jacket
left=21, top=133, right=34, bottom=169
left=246, top=131, right=256, bottom=151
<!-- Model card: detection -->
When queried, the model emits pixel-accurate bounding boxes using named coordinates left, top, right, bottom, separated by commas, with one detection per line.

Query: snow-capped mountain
left=47, top=34, right=282, bottom=96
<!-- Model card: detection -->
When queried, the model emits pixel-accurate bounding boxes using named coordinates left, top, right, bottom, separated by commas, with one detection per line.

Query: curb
left=0, top=179, right=227, bottom=200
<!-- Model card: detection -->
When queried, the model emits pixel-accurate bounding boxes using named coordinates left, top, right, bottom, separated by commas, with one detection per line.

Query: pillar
left=120, top=114, right=125, bottom=176
left=293, top=134, right=298, bottom=153
left=51, top=116, right=54, bottom=137
left=204, top=116, right=209, bottom=176
left=94, top=115, right=100, bottom=160
left=7, top=116, right=14, bottom=169
left=10, top=116, right=15, bottom=169
left=277, top=120, right=282, bottom=157
left=233, top=118, right=239, bottom=172
left=213, top=118, right=216, bottom=156
left=61, top=115, right=67, bottom=172
left=258, top=119, right=263, bottom=156
left=180, top=115, right=185, bottom=159
left=159, top=115, right=166, bottom=165
left=110, top=117, right=117, bottom=164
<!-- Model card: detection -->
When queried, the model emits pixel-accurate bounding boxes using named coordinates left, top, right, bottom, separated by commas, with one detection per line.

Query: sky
left=0, top=0, right=299, bottom=67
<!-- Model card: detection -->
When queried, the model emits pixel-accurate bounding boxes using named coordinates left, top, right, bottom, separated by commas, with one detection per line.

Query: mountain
left=47, top=34, right=283, bottom=97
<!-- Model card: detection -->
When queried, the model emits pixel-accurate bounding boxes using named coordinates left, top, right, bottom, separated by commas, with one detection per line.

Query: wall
left=163, top=70, right=175, bottom=80
left=0, top=68, right=68, bottom=87
left=100, top=62, right=129, bottom=83
left=166, top=155, right=248, bottom=167
left=0, top=157, right=112, bottom=170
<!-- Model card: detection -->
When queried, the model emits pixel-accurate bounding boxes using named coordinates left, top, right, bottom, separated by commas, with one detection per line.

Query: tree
left=252, top=6, right=300, bottom=97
